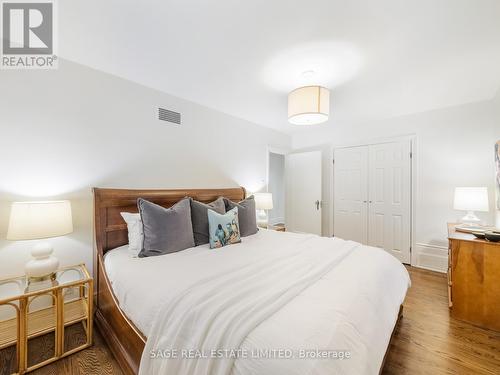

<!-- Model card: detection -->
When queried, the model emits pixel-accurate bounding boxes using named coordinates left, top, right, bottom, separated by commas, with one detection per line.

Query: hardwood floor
left=0, top=325, right=122, bottom=375
left=383, top=266, right=500, bottom=375
left=1, top=266, right=499, bottom=374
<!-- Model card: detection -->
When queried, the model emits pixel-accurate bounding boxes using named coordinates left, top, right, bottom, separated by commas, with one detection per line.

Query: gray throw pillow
left=224, top=195, right=258, bottom=237
left=190, top=197, right=226, bottom=246
left=138, top=197, right=195, bottom=258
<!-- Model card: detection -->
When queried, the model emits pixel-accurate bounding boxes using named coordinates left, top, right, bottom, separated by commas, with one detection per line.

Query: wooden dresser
left=447, top=223, right=500, bottom=331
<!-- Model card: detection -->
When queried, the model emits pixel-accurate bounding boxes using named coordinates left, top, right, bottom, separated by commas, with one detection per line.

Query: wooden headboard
left=93, top=187, right=246, bottom=257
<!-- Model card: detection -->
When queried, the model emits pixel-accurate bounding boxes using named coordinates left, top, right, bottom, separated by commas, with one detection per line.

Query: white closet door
left=333, top=146, right=369, bottom=244
left=368, top=141, right=411, bottom=263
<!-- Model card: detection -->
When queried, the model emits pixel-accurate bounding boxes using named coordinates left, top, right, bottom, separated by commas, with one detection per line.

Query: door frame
left=266, top=146, right=289, bottom=226
left=266, top=145, right=289, bottom=192
left=332, top=135, right=417, bottom=265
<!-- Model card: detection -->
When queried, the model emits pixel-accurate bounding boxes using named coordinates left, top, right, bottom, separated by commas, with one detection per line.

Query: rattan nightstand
left=0, top=264, right=93, bottom=374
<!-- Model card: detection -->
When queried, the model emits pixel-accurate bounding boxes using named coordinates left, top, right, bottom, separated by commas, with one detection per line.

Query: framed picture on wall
left=496, top=141, right=500, bottom=210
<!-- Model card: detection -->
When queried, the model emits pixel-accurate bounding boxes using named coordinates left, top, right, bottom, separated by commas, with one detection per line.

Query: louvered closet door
left=368, top=141, right=411, bottom=263
left=333, top=146, right=369, bottom=244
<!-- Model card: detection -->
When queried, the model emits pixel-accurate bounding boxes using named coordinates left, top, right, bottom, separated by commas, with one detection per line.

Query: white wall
left=267, top=152, right=285, bottom=224
left=0, top=60, right=290, bottom=279
left=292, top=94, right=500, bottom=272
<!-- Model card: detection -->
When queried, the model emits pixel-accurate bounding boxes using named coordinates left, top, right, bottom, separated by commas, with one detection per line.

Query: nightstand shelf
left=0, top=298, right=88, bottom=349
left=0, top=264, right=93, bottom=374
left=268, top=223, right=286, bottom=232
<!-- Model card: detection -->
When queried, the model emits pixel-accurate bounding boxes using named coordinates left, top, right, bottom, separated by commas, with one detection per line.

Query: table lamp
left=6, top=200, right=73, bottom=281
left=254, top=193, right=273, bottom=228
left=453, top=187, right=489, bottom=224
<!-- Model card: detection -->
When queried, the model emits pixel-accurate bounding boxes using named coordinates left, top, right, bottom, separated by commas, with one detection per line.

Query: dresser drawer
left=448, top=284, right=452, bottom=308
left=447, top=226, right=500, bottom=331
left=447, top=240, right=452, bottom=307
left=447, top=266, right=452, bottom=308
left=448, top=240, right=452, bottom=267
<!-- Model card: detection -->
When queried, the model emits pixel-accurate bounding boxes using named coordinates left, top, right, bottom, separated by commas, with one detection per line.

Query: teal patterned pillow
left=208, top=207, right=241, bottom=249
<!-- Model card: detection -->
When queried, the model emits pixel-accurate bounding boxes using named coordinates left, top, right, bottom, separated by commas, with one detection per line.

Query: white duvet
left=104, top=229, right=410, bottom=375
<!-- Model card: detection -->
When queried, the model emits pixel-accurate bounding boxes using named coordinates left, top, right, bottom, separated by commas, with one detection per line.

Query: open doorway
left=267, top=150, right=286, bottom=228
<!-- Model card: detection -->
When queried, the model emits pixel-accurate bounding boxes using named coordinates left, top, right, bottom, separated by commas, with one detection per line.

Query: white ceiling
left=59, top=0, right=500, bottom=134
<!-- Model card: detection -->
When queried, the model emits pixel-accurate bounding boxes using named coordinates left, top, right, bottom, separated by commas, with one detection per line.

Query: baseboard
left=412, top=243, right=448, bottom=273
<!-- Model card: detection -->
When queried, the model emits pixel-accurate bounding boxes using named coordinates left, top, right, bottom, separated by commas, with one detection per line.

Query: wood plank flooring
left=1, top=266, right=499, bottom=374
left=383, top=266, right=500, bottom=374
left=0, top=324, right=122, bottom=375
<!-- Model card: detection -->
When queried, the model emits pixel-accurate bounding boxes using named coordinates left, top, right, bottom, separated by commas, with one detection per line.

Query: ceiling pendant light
left=288, top=85, right=330, bottom=125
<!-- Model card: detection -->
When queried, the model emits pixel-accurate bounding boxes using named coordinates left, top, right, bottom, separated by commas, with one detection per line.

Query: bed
left=93, top=187, right=410, bottom=375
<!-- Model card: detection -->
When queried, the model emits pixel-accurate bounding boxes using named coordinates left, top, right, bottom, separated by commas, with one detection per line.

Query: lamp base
left=256, top=209, right=269, bottom=228
left=460, top=211, right=481, bottom=225
left=27, top=273, right=57, bottom=283
left=25, top=242, right=59, bottom=279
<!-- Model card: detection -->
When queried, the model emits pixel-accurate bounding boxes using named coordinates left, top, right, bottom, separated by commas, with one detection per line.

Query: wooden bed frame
left=93, top=187, right=402, bottom=375
left=93, top=187, right=247, bottom=375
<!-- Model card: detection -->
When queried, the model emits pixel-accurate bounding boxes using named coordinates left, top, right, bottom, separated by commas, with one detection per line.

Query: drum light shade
left=7, top=201, right=73, bottom=241
left=288, top=86, right=330, bottom=125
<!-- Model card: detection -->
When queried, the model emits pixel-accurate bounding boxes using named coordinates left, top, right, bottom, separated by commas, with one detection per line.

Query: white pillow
left=120, top=212, right=143, bottom=257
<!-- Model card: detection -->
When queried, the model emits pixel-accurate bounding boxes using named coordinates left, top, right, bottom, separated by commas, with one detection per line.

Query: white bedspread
left=105, top=229, right=410, bottom=375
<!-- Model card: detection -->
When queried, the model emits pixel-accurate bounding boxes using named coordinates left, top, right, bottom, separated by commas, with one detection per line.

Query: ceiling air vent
left=158, top=107, right=181, bottom=125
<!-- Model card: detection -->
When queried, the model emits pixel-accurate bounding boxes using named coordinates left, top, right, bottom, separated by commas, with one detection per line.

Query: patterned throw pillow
left=208, top=207, right=241, bottom=249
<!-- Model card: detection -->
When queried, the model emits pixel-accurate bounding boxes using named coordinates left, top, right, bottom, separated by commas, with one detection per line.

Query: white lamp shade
left=453, top=187, right=489, bottom=212
left=288, top=86, right=330, bottom=125
left=7, top=201, right=73, bottom=241
left=254, top=193, right=274, bottom=210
